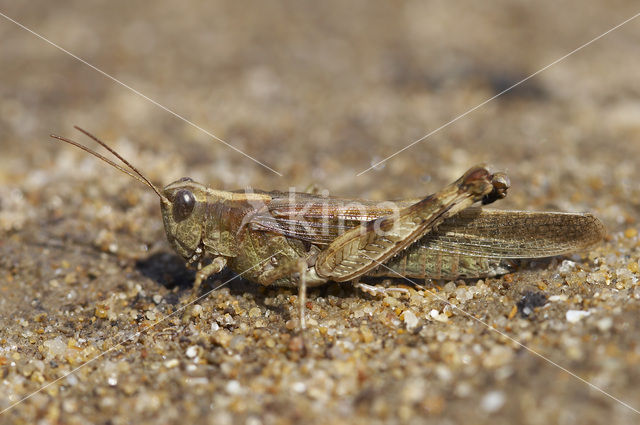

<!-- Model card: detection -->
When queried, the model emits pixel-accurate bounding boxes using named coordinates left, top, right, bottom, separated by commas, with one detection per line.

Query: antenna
left=50, top=127, right=169, bottom=204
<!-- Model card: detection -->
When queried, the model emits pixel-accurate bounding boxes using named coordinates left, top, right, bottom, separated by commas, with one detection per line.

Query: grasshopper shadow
left=135, top=252, right=268, bottom=308
left=136, top=252, right=196, bottom=290
left=134, top=255, right=559, bottom=321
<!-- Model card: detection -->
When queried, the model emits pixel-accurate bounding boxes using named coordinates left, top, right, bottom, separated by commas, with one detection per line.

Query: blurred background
left=1, top=1, right=640, bottom=424
left=1, top=1, right=639, bottom=211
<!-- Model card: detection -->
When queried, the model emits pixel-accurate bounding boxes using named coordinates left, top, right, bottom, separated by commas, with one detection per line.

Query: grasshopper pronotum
left=51, top=127, right=605, bottom=329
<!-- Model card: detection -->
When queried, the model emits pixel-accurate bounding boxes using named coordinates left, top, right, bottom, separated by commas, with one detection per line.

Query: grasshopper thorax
left=161, top=177, right=209, bottom=260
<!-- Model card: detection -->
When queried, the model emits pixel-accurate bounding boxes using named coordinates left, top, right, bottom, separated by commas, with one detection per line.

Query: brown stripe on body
left=450, top=252, right=459, bottom=277
left=435, top=251, right=443, bottom=280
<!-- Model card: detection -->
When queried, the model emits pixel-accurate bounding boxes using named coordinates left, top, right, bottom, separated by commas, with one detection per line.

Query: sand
left=1, top=1, right=640, bottom=424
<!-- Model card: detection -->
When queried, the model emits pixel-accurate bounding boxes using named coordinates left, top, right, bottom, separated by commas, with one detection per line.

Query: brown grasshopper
left=51, top=127, right=605, bottom=328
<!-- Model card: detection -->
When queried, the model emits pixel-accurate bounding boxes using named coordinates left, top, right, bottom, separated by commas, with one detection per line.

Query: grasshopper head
left=50, top=128, right=214, bottom=261
left=161, top=177, right=208, bottom=259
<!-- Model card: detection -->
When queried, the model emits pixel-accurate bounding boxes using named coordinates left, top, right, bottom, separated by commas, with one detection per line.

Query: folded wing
left=249, top=194, right=605, bottom=259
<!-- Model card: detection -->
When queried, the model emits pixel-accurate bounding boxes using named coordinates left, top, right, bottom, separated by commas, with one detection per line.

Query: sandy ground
left=1, top=1, right=640, bottom=424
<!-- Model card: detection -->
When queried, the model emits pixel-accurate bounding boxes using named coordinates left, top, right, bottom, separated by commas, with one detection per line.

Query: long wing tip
left=581, top=213, right=606, bottom=249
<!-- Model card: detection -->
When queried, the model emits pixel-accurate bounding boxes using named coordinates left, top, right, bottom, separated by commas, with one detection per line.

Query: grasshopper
left=51, top=127, right=605, bottom=329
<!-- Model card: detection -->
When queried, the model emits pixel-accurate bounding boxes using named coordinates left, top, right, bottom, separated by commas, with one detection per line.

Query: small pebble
left=43, top=337, right=67, bottom=358
left=481, top=391, right=505, bottom=412
left=164, top=359, right=179, bottom=369
left=383, top=296, right=400, bottom=308
left=548, top=295, right=568, bottom=302
left=66, top=374, right=78, bottom=386
left=587, top=270, right=609, bottom=285
left=292, top=382, right=306, bottom=393
left=403, top=310, right=419, bottom=331
left=566, top=310, right=590, bottom=323
left=211, top=330, right=232, bottom=348
left=95, top=305, right=109, bottom=319
left=455, top=287, right=472, bottom=302
left=596, top=317, right=613, bottom=332
left=226, top=380, right=242, bottom=395
left=443, top=281, right=457, bottom=292
left=429, top=309, right=448, bottom=323
left=192, top=304, right=203, bottom=317
left=185, top=346, right=199, bottom=358
left=558, top=260, right=576, bottom=275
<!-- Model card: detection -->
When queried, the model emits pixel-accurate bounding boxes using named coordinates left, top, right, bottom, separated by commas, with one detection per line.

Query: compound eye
left=172, top=189, right=196, bottom=222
